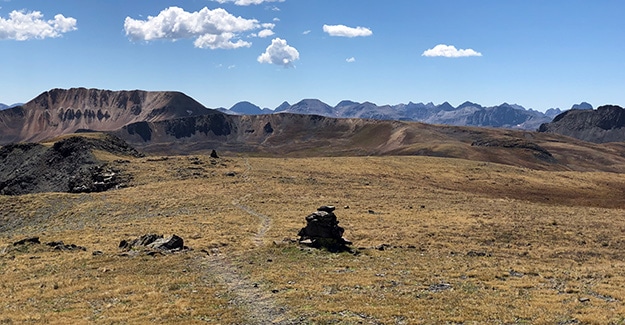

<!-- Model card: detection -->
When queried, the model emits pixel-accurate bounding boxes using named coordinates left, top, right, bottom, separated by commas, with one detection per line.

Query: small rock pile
left=298, top=206, right=352, bottom=251
left=7, top=237, right=86, bottom=252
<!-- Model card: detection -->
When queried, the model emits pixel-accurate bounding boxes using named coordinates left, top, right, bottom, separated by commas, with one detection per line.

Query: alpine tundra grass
left=1, top=152, right=625, bottom=324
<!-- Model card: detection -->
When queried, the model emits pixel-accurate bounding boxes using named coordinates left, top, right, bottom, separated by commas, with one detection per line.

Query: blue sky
left=1, top=0, right=624, bottom=111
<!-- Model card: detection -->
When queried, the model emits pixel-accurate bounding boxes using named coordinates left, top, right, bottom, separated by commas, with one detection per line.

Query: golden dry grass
left=1, top=153, right=625, bottom=324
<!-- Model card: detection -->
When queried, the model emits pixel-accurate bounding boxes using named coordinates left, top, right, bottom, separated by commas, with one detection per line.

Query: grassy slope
left=1, top=153, right=625, bottom=324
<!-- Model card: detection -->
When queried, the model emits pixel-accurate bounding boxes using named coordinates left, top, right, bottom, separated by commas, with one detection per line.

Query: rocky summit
left=0, top=88, right=214, bottom=143
left=538, top=105, right=625, bottom=143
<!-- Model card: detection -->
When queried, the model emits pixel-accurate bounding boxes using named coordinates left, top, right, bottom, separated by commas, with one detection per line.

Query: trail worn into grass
left=202, top=157, right=300, bottom=325
left=201, top=252, right=300, bottom=325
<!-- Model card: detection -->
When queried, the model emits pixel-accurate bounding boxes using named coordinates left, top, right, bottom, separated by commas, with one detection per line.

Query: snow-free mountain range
left=0, top=103, right=23, bottom=110
left=2, top=88, right=625, bottom=173
left=4, top=95, right=591, bottom=131
left=219, top=100, right=596, bottom=131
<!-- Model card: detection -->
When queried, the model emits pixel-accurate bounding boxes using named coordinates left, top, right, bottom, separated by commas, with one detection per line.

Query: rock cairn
left=298, top=205, right=352, bottom=250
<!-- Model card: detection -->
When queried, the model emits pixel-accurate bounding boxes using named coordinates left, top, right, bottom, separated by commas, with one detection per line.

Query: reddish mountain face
left=0, top=88, right=214, bottom=143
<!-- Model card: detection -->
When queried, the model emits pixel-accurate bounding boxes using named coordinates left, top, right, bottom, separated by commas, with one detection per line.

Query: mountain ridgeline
left=0, top=88, right=214, bottom=143
left=221, top=99, right=568, bottom=130
left=539, top=105, right=625, bottom=143
left=2, top=88, right=625, bottom=173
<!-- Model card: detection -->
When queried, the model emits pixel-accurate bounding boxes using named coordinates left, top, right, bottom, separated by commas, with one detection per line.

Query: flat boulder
left=119, top=234, right=187, bottom=254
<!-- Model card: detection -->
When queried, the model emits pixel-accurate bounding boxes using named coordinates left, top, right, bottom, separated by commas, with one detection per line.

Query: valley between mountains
left=1, top=88, right=625, bottom=324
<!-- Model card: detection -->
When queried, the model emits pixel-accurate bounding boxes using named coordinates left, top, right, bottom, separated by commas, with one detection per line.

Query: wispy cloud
left=323, top=24, right=372, bottom=37
left=346, top=57, right=355, bottom=63
left=422, top=44, right=482, bottom=58
left=124, top=6, right=267, bottom=50
left=0, top=10, right=77, bottom=40
left=258, top=38, right=299, bottom=68
left=213, top=0, right=284, bottom=6
left=302, top=30, right=311, bottom=35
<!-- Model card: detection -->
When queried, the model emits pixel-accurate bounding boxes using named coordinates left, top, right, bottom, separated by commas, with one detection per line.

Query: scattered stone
left=46, top=241, right=87, bottom=251
left=119, top=234, right=188, bottom=255
left=13, top=237, right=40, bottom=246
left=467, top=250, right=490, bottom=257
left=509, top=270, right=525, bottom=278
left=376, top=244, right=391, bottom=251
left=589, top=292, right=618, bottom=302
left=343, top=205, right=350, bottom=209
left=210, top=150, right=219, bottom=159
left=298, top=205, right=352, bottom=252
left=429, top=283, right=452, bottom=292
left=92, top=250, right=103, bottom=256
left=578, top=297, right=590, bottom=303
left=368, top=209, right=376, bottom=214
left=225, top=171, right=236, bottom=177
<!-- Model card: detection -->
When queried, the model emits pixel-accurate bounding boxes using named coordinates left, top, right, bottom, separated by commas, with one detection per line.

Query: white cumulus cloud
left=422, top=44, right=482, bottom=58
left=257, top=38, right=299, bottom=67
left=124, top=6, right=266, bottom=50
left=0, top=10, right=77, bottom=41
left=346, top=57, right=355, bottom=63
left=323, top=24, right=372, bottom=37
left=257, top=29, right=274, bottom=38
left=213, top=0, right=284, bottom=6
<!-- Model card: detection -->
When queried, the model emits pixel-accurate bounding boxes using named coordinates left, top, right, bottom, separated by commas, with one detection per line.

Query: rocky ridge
left=538, top=105, right=625, bottom=143
left=0, top=134, right=141, bottom=195
left=0, top=88, right=214, bottom=143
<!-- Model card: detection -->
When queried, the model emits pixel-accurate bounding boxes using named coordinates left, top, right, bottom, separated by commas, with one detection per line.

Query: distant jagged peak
left=335, top=100, right=360, bottom=108
left=438, top=101, right=455, bottom=111
left=230, top=101, right=263, bottom=115
left=425, top=102, right=437, bottom=109
left=274, top=101, right=290, bottom=112
left=544, top=108, right=562, bottom=118
left=457, top=101, right=483, bottom=110
left=492, top=102, right=525, bottom=111
left=287, top=99, right=335, bottom=115
left=571, top=102, right=593, bottom=110
left=509, top=104, right=526, bottom=110
left=293, top=98, right=330, bottom=106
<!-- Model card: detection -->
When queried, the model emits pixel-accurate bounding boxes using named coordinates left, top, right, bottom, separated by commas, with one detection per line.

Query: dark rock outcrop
left=13, top=237, right=41, bottom=246
left=46, top=241, right=87, bottom=251
left=471, top=138, right=556, bottom=163
left=538, top=105, right=625, bottom=143
left=119, top=234, right=186, bottom=253
left=0, top=135, right=139, bottom=195
left=9, top=237, right=86, bottom=253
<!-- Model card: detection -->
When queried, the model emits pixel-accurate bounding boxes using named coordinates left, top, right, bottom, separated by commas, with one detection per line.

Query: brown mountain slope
left=0, top=88, right=214, bottom=143
left=113, top=113, right=625, bottom=172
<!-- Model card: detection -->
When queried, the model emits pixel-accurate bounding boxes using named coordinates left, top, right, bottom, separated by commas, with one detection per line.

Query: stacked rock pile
left=298, top=205, right=352, bottom=250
